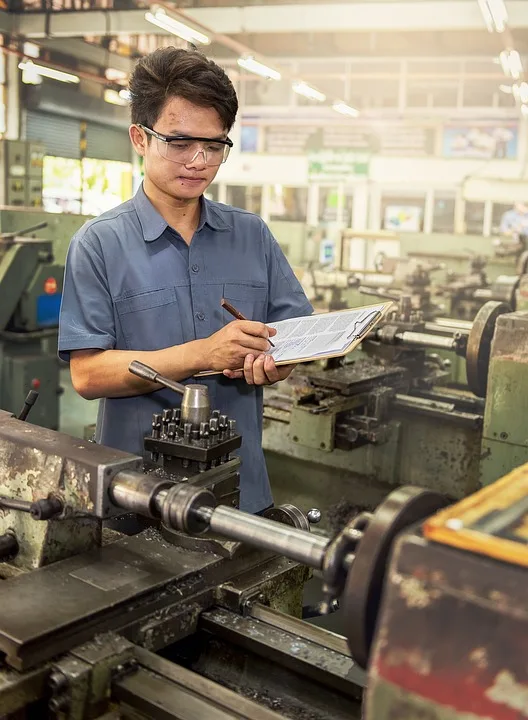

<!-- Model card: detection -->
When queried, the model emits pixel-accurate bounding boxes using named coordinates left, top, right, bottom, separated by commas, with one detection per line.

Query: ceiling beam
left=12, top=2, right=528, bottom=39
left=37, top=38, right=134, bottom=75
left=0, top=10, right=15, bottom=34
left=16, top=10, right=151, bottom=39
left=187, top=1, right=528, bottom=34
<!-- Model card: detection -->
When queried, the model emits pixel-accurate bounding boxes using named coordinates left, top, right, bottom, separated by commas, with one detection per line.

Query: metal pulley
left=341, top=486, right=449, bottom=668
left=465, top=301, right=511, bottom=397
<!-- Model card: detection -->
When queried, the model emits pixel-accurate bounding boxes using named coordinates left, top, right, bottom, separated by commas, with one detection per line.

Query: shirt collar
left=134, top=184, right=230, bottom=243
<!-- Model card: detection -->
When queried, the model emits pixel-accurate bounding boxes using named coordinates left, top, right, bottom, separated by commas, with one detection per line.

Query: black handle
left=18, top=390, right=39, bottom=421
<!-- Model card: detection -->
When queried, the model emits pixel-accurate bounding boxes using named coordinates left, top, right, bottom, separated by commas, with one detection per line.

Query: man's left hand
left=223, top=354, right=296, bottom=385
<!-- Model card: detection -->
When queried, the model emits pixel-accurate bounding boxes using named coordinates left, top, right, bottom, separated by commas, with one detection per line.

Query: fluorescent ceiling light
left=499, top=49, right=523, bottom=80
left=22, top=42, right=40, bottom=59
left=521, top=104, right=528, bottom=117
left=119, top=89, right=132, bottom=101
left=237, top=56, right=281, bottom=81
left=478, top=0, right=508, bottom=33
left=105, top=68, right=128, bottom=82
left=145, top=6, right=210, bottom=45
left=292, top=81, right=326, bottom=102
left=513, top=82, right=528, bottom=104
left=332, top=101, right=359, bottom=118
left=104, top=89, right=128, bottom=106
left=18, top=60, right=79, bottom=84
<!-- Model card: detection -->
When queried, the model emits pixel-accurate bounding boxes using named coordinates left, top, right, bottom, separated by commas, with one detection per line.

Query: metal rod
left=395, top=331, right=458, bottom=351
left=0, top=496, right=31, bottom=512
left=427, top=317, right=473, bottom=332
left=128, top=361, right=186, bottom=395
left=109, top=472, right=172, bottom=518
left=358, top=285, right=399, bottom=301
left=424, top=321, right=471, bottom=336
left=195, top=505, right=330, bottom=570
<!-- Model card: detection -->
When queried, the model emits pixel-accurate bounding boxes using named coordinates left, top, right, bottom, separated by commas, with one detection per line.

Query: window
left=464, top=201, right=485, bottom=235
left=381, top=195, right=425, bottom=232
left=42, top=156, right=82, bottom=214
left=491, top=203, right=513, bottom=235
left=269, top=186, right=308, bottom=222
left=42, top=155, right=132, bottom=216
left=318, top=187, right=339, bottom=223
left=432, top=196, right=456, bottom=233
left=226, top=185, right=262, bottom=214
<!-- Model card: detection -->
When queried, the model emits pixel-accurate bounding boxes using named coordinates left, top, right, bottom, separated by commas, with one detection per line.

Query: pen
left=221, top=298, right=275, bottom=348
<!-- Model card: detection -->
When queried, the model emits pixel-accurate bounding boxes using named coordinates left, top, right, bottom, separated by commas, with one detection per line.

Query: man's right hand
left=203, top=320, right=277, bottom=371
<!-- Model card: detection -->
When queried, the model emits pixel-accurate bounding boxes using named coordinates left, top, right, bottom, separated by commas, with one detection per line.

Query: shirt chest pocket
left=115, top=288, right=183, bottom=351
left=222, top=283, right=268, bottom=324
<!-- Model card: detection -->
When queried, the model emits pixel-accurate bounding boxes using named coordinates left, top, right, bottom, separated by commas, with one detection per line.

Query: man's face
left=131, top=96, right=227, bottom=201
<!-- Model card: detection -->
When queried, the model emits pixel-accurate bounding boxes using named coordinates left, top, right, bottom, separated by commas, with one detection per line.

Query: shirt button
left=191, top=264, right=199, bottom=273
left=196, top=312, right=205, bottom=321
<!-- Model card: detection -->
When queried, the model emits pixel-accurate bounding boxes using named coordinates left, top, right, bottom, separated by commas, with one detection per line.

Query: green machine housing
left=0, top=233, right=63, bottom=429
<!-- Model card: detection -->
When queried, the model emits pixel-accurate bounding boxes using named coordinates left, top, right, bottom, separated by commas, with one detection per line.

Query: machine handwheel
left=465, top=301, right=510, bottom=398
left=342, top=486, right=449, bottom=670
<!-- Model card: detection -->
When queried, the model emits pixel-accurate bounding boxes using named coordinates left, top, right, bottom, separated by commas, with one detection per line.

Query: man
left=59, top=48, right=312, bottom=514
left=499, top=202, right=528, bottom=236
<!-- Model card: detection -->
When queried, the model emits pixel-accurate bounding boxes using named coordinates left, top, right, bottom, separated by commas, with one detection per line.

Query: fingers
left=243, top=354, right=255, bottom=385
left=240, top=336, right=274, bottom=353
left=226, top=355, right=283, bottom=386
left=223, top=369, right=244, bottom=379
left=237, top=320, right=268, bottom=337
left=251, top=354, right=269, bottom=385
left=262, top=355, right=281, bottom=384
left=237, top=320, right=276, bottom=342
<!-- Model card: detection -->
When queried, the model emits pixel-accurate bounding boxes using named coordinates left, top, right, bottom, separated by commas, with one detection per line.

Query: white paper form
left=267, top=304, right=386, bottom=364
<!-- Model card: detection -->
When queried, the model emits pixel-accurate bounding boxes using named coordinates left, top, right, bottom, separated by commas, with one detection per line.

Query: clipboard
left=196, top=301, right=394, bottom=377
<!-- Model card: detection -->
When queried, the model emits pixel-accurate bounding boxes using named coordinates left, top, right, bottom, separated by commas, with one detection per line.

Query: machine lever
left=129, top=360, right=186, bottom=396
left=0, top=221, right=48, bottom=244
left=0, top=495, right=63, bottom=520
left=358, top=286, right=400, bottom=302
left=17, top=390, right=39, bottom=421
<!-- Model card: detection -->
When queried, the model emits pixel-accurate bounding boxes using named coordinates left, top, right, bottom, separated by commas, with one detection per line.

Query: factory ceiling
left=1, top=1, right=526, bottom=112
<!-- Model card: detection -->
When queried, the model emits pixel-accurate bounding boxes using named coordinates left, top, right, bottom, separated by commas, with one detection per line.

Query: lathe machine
left=0, top=222, right=63, bottom=430
left=0, top=359, right=526, bottom=720
left=264, top=301, right=528, bottom=528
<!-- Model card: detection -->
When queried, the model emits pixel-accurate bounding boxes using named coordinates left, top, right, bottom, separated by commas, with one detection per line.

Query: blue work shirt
left=59, top=185, right=312, bottom=513
left=499, top=208, right=528, bottom=234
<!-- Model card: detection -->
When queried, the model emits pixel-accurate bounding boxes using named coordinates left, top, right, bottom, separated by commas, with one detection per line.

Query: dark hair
left=129, top=47, right=238, bottom=131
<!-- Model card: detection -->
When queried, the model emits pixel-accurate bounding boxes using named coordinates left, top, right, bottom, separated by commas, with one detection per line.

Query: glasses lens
left=159, top=138, right=230, bottom=166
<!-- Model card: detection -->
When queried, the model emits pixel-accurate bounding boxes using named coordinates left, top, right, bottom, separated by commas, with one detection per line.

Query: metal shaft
left=0, top=496, right=32, bottom=512
left=111, top=473, right=330, bottom=571
left=109, top=471, right=172, bottom=518
left=394, top=331, right=458, bottom=351
left=424, top=317, right=473, bottom=333
left=195, top=505, right=330, bottom=570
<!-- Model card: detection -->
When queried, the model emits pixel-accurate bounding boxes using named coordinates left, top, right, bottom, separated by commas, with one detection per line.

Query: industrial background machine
left=0, top=359, right=526, bottom=720
left=263, top=302, right=528, bottom=529
left=0, top=222, right=63, bottom=431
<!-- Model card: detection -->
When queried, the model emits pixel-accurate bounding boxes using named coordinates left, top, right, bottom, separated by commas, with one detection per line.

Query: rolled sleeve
left=58, top=230, right=116, bottom=362
left=264, top=228, right=313, bottom=322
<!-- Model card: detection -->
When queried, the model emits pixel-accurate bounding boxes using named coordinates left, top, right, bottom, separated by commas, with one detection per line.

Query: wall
left=214, top=113, right=528, bottom=233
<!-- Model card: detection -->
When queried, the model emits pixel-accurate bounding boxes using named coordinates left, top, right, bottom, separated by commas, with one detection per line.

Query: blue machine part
left=37, top=293, right=62, bottom=328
